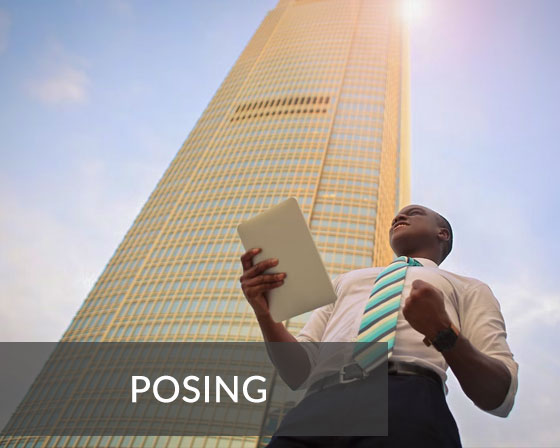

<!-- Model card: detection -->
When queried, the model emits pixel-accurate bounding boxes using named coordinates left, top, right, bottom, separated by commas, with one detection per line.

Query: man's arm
left=239, top=248, right=338, bottom=389
left=440, top=332, right=511, bottom=411
left=255, top=313, right=312, bottom=389
left=403, top=279, right=517, bottom=416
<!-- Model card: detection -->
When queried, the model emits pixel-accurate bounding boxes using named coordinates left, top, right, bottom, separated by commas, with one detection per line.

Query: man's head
left=389, top=204, right=453, bottom=265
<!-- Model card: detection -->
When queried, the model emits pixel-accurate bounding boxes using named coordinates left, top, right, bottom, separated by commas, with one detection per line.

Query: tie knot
left=394, top=255, right=423, bottom=267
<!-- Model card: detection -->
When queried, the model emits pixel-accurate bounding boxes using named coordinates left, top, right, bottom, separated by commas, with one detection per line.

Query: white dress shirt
left=295, top=257, right=519, bottom=418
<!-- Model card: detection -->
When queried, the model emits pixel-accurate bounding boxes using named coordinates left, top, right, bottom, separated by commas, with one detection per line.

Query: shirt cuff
left=482, top=359, right=518, bottom=417
left=295, top=336, right=320, bottom=389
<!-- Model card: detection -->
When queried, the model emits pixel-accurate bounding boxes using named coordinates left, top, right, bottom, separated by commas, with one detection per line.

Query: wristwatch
left=423, top=322, right=460, bottom=352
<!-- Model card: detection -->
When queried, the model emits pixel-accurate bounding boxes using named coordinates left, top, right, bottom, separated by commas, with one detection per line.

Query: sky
left=0, top=0, right=559, bottom=446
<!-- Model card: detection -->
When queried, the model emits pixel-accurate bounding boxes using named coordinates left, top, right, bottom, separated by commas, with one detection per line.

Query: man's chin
left=390, top=239, right=414, bottom=256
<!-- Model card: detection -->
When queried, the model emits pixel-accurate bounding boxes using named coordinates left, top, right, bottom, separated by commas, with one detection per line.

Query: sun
left=401, top=0, right=427, bottom=23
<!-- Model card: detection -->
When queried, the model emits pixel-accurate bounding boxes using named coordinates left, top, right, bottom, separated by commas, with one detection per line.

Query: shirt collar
left=412, top=257, right=439, bottom=268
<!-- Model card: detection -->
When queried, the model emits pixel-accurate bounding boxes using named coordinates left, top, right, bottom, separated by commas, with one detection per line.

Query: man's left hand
left=402, top=279, right=452, bottom=341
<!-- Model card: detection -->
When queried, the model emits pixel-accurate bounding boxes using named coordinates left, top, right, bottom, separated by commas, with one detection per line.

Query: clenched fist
left=402, top=279, right=452, bottom=341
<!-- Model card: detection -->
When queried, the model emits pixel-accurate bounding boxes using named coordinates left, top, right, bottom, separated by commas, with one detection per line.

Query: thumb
left=411, top=279, right=428, bottom=289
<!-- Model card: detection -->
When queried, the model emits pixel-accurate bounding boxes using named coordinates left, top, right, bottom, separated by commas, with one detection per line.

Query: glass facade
left=1, top=0, right=410, bottom=446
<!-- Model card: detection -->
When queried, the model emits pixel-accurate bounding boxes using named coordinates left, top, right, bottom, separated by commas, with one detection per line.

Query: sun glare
left=401, top=0, right=427, bottom=23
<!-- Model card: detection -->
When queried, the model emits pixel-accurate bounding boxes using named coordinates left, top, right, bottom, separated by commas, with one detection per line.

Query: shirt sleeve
left=294, top=274, right=343, bottom=377
left=459, top=282, right=519, bottom=417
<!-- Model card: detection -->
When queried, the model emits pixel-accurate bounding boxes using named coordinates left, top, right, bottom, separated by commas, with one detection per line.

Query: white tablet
left=237, top=197, right=337, bottom=322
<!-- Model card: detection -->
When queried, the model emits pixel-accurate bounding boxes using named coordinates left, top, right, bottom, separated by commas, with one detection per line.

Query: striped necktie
left=352, top=255, right=423, bottom=373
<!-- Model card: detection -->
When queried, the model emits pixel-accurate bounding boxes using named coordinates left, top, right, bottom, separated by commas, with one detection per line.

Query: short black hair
left=436, top=213, right=453, bottom=262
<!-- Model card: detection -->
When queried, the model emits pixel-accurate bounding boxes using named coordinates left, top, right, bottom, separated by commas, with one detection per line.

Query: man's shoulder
left=436, top=266, right=489, bottom=290
left=435, top=267, right=501, bottom=309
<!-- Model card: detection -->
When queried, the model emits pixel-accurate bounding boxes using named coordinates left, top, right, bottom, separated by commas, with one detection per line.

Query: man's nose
left=391, top=213, right=406, bottom=226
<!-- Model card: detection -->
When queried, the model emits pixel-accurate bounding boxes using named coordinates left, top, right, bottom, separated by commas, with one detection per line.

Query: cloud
left=497, top=282, right=560, bottom=334
left=0, top=148, right=161, bottom=341
left=0, top=9, right=10, bottom=54
left=0, top=160, right=111, bottom=341
left=25, top=39, right=92, bottom=105
left=108, top=0, right=134, bottom=18
left=0, top=191, right=89, bottom=341
left=412, top=124, right=560, bottom=445
left=27, top=65, right=90, bottom=105
left=448, top=350, right=560, bottom=447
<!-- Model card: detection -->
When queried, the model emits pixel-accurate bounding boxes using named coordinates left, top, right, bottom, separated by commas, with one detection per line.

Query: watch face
left=433, top=327, right=458, bottom=351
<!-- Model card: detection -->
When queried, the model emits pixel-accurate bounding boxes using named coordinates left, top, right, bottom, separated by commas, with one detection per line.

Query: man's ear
left=437, top=228, right=450, bottom=243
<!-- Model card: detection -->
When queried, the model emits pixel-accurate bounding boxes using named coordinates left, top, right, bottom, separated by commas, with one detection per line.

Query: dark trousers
left=266, top=374, right=462, bottom=448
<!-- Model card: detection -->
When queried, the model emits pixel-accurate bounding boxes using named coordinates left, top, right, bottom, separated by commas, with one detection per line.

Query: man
left=239, top=204, right=518, bottom=447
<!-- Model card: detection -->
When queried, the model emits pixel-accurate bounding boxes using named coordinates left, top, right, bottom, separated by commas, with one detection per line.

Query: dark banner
left=0, top=342, right=388, bottom=437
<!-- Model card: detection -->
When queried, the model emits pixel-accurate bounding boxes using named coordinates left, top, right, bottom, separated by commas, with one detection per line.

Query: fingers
left=250, top=258, right=279, bottom=277
left=244, top=281, right=285, bottom=297
left=240, top=247, right=261, bottom=271
left=243, top=272, right=286, bottom=287
left=239, top=257, right=280, bottom=282
left=239, top=249, right=286, bottom=317
left=411, top=279, right=432, bottom=289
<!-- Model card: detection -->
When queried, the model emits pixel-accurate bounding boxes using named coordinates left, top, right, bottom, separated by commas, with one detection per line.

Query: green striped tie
left=353, top=255, right=423, bottom=373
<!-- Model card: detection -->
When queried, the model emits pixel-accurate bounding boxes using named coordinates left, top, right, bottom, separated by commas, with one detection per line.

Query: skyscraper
left=2, top=0, right=411, bottom=446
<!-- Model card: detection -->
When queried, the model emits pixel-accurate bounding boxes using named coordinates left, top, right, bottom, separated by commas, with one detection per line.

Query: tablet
left=237, top=197, right=337, bottom=322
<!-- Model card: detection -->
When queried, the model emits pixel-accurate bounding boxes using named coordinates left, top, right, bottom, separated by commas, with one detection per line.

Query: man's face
left=389, top=204, right=442, bottom=256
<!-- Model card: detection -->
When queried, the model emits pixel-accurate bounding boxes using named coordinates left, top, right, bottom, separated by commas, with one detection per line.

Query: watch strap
left=422, top=322, right=460, bottom=348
